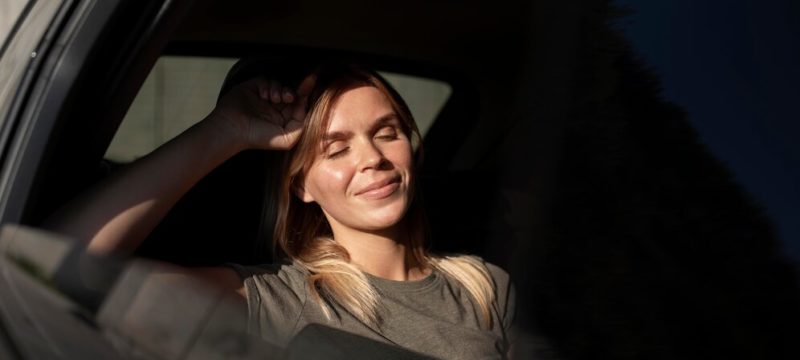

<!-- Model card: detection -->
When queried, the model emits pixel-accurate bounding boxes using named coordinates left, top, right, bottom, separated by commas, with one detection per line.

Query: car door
left=0, top=1, right=203, bottom=358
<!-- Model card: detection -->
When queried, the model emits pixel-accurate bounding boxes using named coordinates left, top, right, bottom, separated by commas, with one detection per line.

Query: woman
left=46, top=60, right=514, bottom=359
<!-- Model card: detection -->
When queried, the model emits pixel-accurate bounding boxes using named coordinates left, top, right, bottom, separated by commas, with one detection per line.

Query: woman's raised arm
left=43, top=74, right=316, bottom=257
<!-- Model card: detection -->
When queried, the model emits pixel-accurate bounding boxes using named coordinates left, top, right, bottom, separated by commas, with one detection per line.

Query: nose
left=356, top=139, right=387, bottom=172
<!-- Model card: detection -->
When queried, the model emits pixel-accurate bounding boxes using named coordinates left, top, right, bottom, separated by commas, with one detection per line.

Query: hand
left=210, top=73, right=317, bottom=151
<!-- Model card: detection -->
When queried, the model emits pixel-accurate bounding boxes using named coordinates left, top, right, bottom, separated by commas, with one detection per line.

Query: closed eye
left=375, top=126, right=398, bottom=140
left=326, top=143, right=349, bottom=159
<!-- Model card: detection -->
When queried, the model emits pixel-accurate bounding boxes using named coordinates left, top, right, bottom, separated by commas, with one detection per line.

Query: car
left=1, top=0, right=542, bottom=358
left=2, top=0, right=798, bottom=359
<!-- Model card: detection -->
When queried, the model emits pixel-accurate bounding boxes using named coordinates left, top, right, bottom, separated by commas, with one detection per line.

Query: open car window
left=106, top=55, right=451, bottom=162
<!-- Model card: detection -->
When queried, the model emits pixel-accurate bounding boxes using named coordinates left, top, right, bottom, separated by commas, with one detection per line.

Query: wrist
left=199, top=111, right=249, bottom=156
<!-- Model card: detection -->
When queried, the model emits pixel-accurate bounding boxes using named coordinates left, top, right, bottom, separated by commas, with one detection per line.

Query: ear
left=292, top=182, right=316, bottom=203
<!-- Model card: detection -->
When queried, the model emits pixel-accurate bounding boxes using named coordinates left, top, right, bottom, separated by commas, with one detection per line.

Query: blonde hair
left=273, top=63, right=495, bottom=327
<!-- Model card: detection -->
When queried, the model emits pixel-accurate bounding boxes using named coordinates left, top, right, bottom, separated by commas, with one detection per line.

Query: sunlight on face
left=299, top=86, right=414, bottom=235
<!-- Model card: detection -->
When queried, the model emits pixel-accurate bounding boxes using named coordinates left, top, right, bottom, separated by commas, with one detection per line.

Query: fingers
left=280, top=105, right=294, bottom=123
left=280, top=118, right=305, bottom=148
left=255, top=79, right=270, bottom=100
left=296, top=73, right=317, bottom=97
left=284, top=73, right=316, bottom=122
left=277, top=73, right=317, bottom=147
left=252, top=74, right=316, bottom=105
left=253, top=79, right=296, bottom=104
left=261, top=103, right=284, bottom=125
left=281, top=86, right=294, bottom=103
left=291, top=96, right=308, bottom=123
left=242, top=75, right=315, bottom=149
left=269, top=80, right=282, bottom=103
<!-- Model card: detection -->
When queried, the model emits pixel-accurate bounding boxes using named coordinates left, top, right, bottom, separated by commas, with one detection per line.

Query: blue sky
left=613, top=0, right=800, bottom=261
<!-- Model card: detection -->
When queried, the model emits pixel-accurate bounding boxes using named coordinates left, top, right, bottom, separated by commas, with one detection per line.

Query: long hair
left=272, top=63, right=495, bottom=327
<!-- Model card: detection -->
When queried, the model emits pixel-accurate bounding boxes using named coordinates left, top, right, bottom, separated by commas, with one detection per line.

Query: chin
left=360, top=202, right=409, bottom=230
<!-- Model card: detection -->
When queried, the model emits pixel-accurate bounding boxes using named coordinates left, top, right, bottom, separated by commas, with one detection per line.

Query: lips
left=355, top=176, right=401, bottom=199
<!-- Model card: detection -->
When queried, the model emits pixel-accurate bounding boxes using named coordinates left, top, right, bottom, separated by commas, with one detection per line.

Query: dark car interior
left=3, top=0, right=800, bottom=359
left=26, top=0, right=517, bottom=266
left=8, top=0, right=543, bottom=358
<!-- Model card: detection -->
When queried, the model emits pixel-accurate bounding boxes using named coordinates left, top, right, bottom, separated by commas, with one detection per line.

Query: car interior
left=4, top=0, right=545, bottom=358
left=24, top=0, right=522, bottom=266
left=3, top=0, right=799, bottom=359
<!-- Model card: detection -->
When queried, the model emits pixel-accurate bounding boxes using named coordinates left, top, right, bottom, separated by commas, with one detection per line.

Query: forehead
left=326, top=85, right=395, bottom=131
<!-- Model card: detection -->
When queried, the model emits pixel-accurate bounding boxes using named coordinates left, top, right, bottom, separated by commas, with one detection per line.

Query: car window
left=106, top=55, right=451, bottom=162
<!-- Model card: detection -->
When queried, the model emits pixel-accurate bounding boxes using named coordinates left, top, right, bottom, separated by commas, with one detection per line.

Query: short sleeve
left=226, top=262, right=310, bottom=346
left=483, top=260, right=516, bottom=353
left=505, top=281, right=516, bottom=333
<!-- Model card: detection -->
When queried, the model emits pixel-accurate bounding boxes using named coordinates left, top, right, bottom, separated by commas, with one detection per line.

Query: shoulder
left=224, top=260, right=311, bottom=313
left=480, top=259, right=515, bottom=332
left=470, top=256, right=513, bottom=306
left=227, top=260, right=309, bottom=295
left=438, top=255, right=515, bottom=328
left=225, top=261, right=311, bottom=343
left=484, top=261, right=512, bottom=292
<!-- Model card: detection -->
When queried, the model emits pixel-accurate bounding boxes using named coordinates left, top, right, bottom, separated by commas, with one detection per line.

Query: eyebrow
left=370, top=113, right=400, bottom=132
left=321, top=113, right=399, bottom=142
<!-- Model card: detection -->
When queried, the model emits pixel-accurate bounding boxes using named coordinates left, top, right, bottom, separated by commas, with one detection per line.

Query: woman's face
left=298, top=85, right=413, bottom=235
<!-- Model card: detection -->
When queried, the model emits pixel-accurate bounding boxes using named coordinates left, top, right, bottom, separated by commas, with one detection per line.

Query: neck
left=329, top=222, right=426, bottom=281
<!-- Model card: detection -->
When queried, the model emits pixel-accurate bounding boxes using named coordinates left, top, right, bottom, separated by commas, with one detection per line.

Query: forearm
left=44, top=115, right=244, bottom=256
left=43, top=73, right=313, bottom=256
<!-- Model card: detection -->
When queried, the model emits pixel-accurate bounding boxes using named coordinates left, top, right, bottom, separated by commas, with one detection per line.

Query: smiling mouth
left=356, top=177, right=401, bottom=200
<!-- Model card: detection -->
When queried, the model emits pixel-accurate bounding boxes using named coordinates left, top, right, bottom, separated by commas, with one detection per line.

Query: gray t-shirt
left=229, top=258, right=514, bottom=359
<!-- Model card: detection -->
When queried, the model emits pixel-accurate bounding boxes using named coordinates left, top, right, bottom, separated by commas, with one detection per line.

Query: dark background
left=499, top=1, right=800, bottom=358
left=616, top=0, right=800, bottom=263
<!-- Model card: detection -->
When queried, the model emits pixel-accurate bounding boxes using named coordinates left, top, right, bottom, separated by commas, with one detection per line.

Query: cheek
left=387, top=141, right=414, bottom=169
left=306, top=163, right=353, bottom=201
